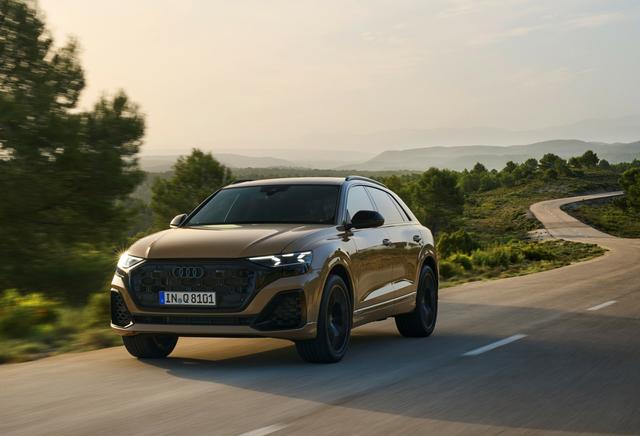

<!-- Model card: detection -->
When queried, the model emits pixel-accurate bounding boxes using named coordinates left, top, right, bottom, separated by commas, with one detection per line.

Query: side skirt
left=352, top=292, right=416, bottom=328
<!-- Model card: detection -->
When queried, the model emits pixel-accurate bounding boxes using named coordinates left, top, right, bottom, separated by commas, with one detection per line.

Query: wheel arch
left=421, top=255, right=439, bottom=286
left=327, top=263, right=354, bottom=309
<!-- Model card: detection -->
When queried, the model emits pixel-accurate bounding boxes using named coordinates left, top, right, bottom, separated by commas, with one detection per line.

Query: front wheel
left=122, top=334, right=178, bottom=358
left=395, top=265, right=438, bottom=337
left=296, top=275, right=352, bottom=363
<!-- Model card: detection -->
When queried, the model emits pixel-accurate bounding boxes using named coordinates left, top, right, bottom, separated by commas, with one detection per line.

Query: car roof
left=225, top=176, right=386, bottom=189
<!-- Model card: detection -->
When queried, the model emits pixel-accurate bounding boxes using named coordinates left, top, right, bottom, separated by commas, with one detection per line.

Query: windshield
left=185, top=184, right=340, bottom=225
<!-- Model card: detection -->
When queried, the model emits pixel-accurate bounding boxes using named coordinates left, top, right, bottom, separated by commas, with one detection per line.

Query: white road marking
left=239, top=424, right=288, bottom=436
left=587, top=300, right=617, bottom=311
left=463, top=334, right=527, bottom=357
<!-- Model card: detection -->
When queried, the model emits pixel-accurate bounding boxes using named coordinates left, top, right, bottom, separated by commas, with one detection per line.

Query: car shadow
left=141, top=302, right=640, bottom=434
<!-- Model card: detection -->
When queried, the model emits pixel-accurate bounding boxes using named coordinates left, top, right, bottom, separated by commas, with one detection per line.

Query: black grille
left=111, top=291, right=133, bottom=327
left=127, top=260, right=276, bottom=311
left=254, top=291, right=305, bottom=331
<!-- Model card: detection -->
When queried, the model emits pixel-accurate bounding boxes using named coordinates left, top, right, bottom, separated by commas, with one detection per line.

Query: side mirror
left=350, top=210, right=384, bottom=229
left=170, top=213, right=187, bottom=228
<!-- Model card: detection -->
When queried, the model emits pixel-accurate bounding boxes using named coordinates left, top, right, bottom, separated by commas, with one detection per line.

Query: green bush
left=472, top=245, right=523, bottom=268
left=521, top=243, right=556, bottom=261
left=437, top=230, right=480, bottom=257
left=23, top=245, right=116, bottom=305
left=0, top=290, right=59, bottom=338
left=439, top=261, right=464, bottom=279
left=449, top=253, right=473, bottom=271
left=83, top=292, right=111, bottom=328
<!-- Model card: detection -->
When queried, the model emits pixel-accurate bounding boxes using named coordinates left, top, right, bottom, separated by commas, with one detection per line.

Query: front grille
left=128, top=260, right=277, bottom=311
left=111, top=291, right=133, bottom=327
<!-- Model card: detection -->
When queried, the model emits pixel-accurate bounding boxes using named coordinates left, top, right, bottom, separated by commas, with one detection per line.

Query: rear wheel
left=296, top=275, right=351, bottom=363
left=395, top=265, right=438, bottom=337
left=122, top=334, right=178, bottom=358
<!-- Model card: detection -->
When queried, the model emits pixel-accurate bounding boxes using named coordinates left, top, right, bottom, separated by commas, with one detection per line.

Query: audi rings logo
left=173, top=266, right=204, bottom=279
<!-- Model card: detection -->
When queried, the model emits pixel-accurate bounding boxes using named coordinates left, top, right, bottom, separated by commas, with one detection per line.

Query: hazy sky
left=38, top=0, right=640, bottom=154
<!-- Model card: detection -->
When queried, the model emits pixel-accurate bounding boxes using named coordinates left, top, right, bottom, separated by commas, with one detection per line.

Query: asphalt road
left=2, top=192, right=639, bottom=435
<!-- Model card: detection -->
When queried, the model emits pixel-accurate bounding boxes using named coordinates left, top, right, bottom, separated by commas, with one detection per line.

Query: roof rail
left=228, top=179, right=253, bottom=185
left=345, top=175, right=387, bottom=188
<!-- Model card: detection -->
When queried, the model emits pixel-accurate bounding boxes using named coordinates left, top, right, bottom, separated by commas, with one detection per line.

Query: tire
left=395, top=265, right=438, bottom=337
left=122, top=334, right=178, bottom=358
left=296, top=275, right=352, bottom=363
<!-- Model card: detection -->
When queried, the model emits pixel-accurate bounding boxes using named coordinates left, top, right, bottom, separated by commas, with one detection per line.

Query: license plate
left=159, top=291, right=216, bottom=306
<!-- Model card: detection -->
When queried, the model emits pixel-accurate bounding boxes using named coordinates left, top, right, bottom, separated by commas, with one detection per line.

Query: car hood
left=127, top=224, right=331, bottom=259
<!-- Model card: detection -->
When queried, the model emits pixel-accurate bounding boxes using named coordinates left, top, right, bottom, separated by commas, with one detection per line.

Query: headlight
left=248, top=251, right=312, bottom=269
left=117, top=253, right=144, bottom=270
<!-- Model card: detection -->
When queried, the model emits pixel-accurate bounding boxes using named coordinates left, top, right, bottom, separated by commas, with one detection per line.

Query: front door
left=365, top=186, right=419, bottom=296
left=344, top=185, right=394, bottom=309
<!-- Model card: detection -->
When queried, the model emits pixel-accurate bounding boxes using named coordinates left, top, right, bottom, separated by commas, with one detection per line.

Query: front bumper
left=110, top=264, right=323, bottom=340
left=110, top=320, right=317, bottom=340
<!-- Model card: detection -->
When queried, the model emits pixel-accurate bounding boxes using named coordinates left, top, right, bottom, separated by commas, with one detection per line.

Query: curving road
left=2, top=192, right=640, bottom=435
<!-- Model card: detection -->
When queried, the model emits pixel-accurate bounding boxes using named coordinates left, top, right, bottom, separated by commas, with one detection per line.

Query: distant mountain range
left=340, top=140, right=640, bottom=171
left=139, top=150, right=374, bottom=172
left=140, top=115, right=640, bottom=172
left=140, top=139, right=640, bottom=173
left=139, top=153, right=296, bottom=172
left=290, top=115, right=640, bottom=152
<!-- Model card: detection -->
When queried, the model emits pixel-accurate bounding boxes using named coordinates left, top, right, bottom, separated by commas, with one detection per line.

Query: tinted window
left=186, top=185, right=340, bottom=225
left=346, top=185, right=375, bottom=220
left=366, top=187, right=405, bottom=225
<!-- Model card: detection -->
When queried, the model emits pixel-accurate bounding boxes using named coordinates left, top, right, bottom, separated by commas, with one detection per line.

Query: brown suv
left=111, top=176, right=438, bottom=363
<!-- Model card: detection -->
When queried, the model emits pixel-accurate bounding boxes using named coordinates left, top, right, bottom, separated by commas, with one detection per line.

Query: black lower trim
left=132, top=314, right=255, bottom=326
left=129, top=290, right=306, bottom=331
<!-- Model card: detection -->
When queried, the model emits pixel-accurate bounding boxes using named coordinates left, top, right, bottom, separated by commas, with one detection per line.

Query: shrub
left=83, top=292, right=111, bottom=328
left=439, top=261, right=464, bottom=279
left=521, top=243, right=556, bottom=261
left=472, top=245, right=523, bottom=268
left=620, top=168, right=640, bottom=211
left=449, top=253, right=473, bottom=271
left=437, top=230, right=480, bottom=257
left=0, top=290, right=59, bottom=338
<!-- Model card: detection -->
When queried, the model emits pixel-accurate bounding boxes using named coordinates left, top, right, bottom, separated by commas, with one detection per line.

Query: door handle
left=382, top=238, right=391, bottom=246
left=413, top=234, right=422, bottom=242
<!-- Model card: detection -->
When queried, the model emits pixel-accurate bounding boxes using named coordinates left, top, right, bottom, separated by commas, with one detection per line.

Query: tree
left=413, top=168, right=464, bottom=234
left=568, top=156, right=582, bottom=168
left=151, top=149, right=232, bottom=228
left=0, top=0, right=145, bottom=298
left=539, top=153, right=571, bottom=178
left=503, top=161, right=518, bottom=173
left=499, top=161, right=518, bottom=187
left=511, top=158, right=538, bottom=183
left=472, top=162, right=488, bottom=174
left=460, top=162, right=499, bottom=193
left=578, top=150, right=600, bottom=168
left=620, top=168, right=640, bottom=211
left=436, top=230, right=479, bottom=258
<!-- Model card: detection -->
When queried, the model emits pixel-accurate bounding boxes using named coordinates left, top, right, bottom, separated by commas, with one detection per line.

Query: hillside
left=344, top=140, right=640, bottom=171
left=139, top=153, right=299, bottom=172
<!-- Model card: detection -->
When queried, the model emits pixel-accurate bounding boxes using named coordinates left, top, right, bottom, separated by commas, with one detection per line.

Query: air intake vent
left=111, top=291, right=133, bottom=327
left=253, top=291, right=305, bottom=331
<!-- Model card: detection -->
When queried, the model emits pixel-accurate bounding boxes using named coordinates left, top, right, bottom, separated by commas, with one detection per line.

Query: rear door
left=365, top=187, right=420, bottom=294
left=344, top=185, right=394, bottom=308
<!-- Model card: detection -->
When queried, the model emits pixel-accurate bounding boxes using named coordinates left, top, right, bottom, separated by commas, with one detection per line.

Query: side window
left=390, top=196, right=411, bottom=221
left=346, top=186, right=374, bottom=220
left=366, top=187, right=405, bottom=225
